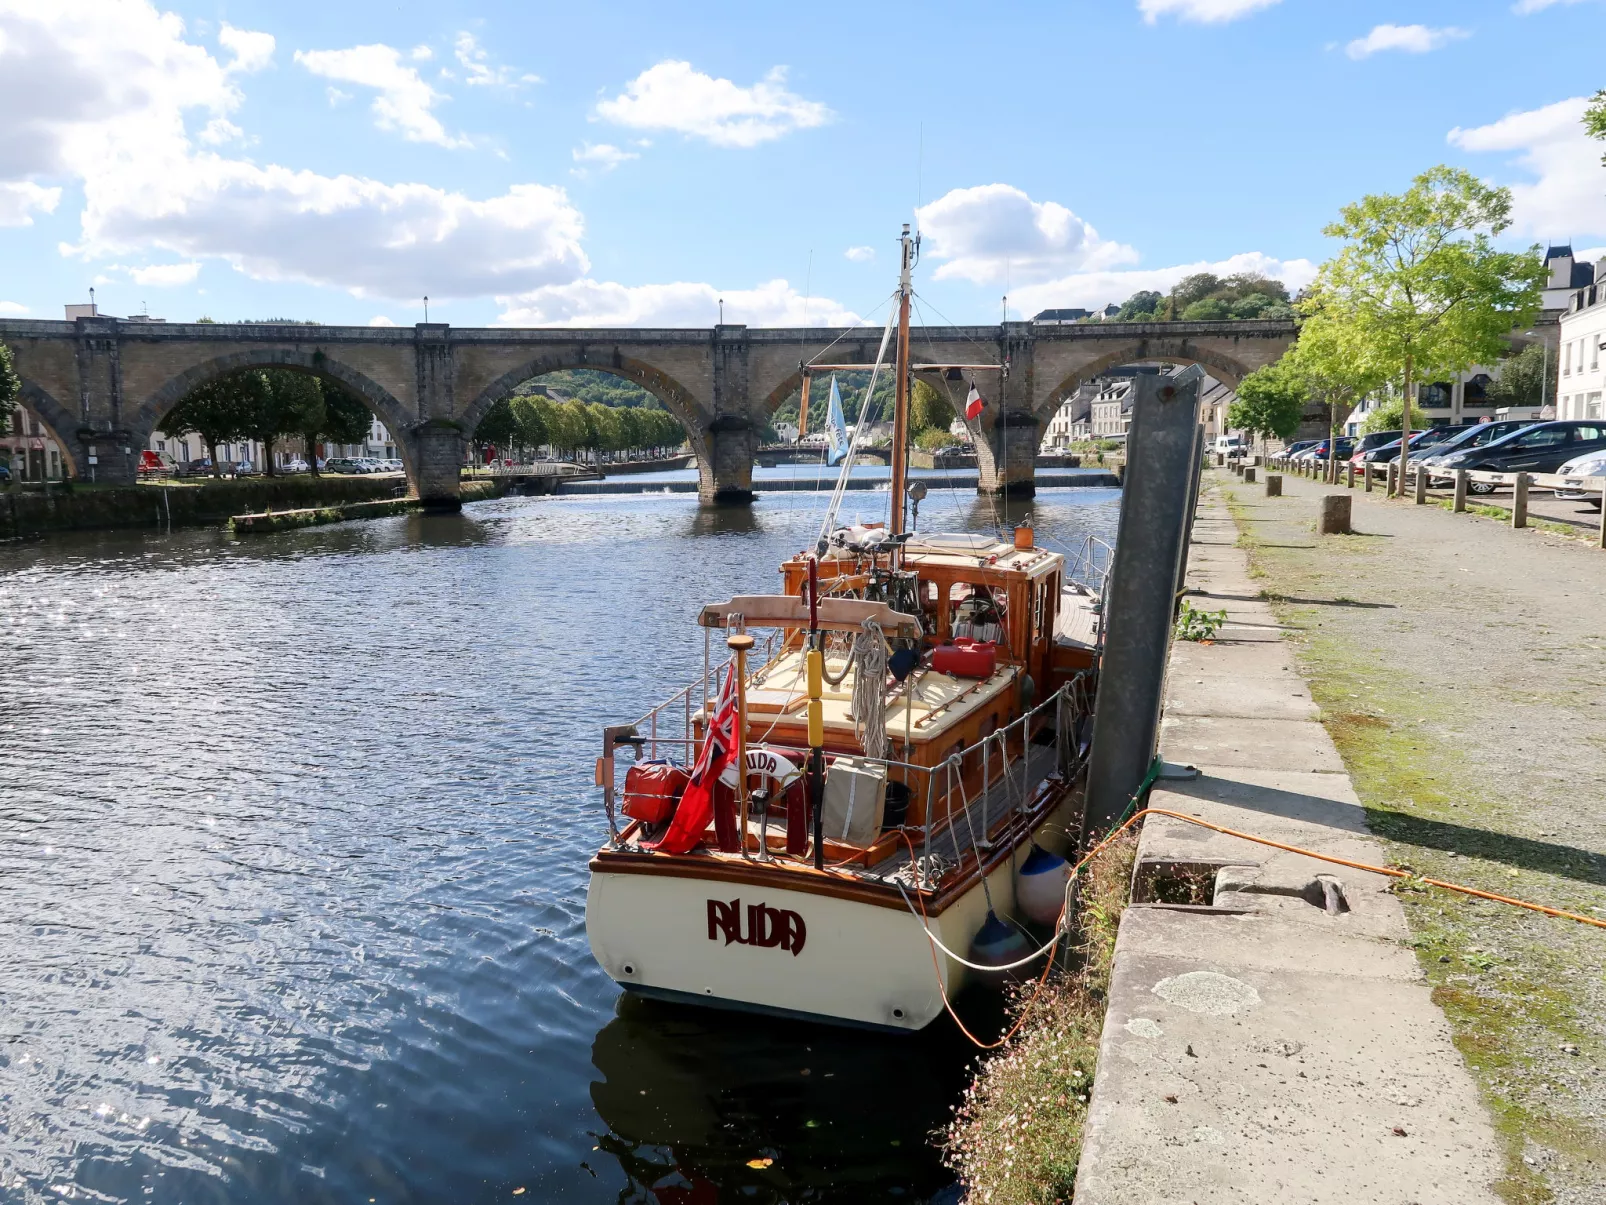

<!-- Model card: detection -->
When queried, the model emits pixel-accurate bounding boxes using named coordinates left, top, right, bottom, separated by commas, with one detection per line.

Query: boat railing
left=600, top=668, right=1094, bottom=885
left=1064, top=533, right=1113, bottom=596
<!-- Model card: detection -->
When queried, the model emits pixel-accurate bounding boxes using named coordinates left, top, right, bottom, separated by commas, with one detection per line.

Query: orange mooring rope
left=907, top=803, right=1604, bottom=1052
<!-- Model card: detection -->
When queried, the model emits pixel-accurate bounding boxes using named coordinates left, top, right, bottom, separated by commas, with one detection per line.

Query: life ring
left=719, top=745, right=804, bottom=790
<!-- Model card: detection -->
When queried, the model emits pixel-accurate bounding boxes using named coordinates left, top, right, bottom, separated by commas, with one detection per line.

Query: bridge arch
left=459, top=354, right=712, bottom=465
left=1034, top=340, right=1259, bottom=422
left=132, top=350, right=419, bottom=483
left=14, top=381, right=83, bottom=477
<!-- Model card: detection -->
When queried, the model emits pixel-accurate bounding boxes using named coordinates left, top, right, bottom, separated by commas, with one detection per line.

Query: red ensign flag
left=965, top=385, right=987, bottom=420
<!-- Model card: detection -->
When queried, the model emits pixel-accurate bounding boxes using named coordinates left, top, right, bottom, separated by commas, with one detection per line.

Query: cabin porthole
left=892, top=1007, right=906, bottom=1020
left=622, top=963, right=635, bottom=976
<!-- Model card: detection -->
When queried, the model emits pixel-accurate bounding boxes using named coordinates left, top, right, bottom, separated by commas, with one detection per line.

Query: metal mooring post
left=1083, top=370, right=1203, bottom=833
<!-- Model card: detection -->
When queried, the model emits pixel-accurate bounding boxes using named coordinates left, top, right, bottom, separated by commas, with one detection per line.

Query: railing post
left=1512, top=474, right=1529, bottom=529
left=1364, top=463, right=1374, bottom=493
left=1598, top=483, right=1606, bottom=549
left=1414, top=463, right=1427, bottom=504
left=1386, top=460, right=1398, bottom=497
left=1453, top=469, right=1469, bottom=513
left=1346, top=461, right=1355, bottom=489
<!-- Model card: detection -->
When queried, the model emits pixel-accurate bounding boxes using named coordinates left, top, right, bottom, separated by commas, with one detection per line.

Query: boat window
left=952, top=587, right=1006, bottom=646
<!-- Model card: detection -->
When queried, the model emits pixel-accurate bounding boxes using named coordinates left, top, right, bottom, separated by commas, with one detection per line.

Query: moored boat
left=585, top=226, right=1112, bottom=1030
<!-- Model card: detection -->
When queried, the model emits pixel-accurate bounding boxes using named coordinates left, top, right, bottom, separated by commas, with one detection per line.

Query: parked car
left=1293, top=437, right=1354, bottom=462
left=0, top=462, right=10, bottom=484
left=281, top=457, right=310, bottom=473
left=1553, top=448, right=1606, bottom=508
left=182, top=457, right=215, bottom=477
left=323, top=457, right=359, bottom=474
left=381, top=458, right=404, bottom=473
left=1413, top=420, right=1537, bottom=484
left=1350, top=427, right=1464, bottom=471
left=1214, top=435, right=1248, bottom=456
left=230, top=460, right=256, bottom=477
left=1283, top=440, right=1319, bottom=458
left=1434, top=422, right=1606, bottom=491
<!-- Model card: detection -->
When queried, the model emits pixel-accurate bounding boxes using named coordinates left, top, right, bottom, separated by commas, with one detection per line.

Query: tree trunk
left=207, top=438, right=221, bottom=479
left=1396, top=354, right=1413, bottom=499
left=263, top=433, right=276, bottom=477
left=306, top=432, right=321, bottom=476
left=1328, top=399, right=1339, bottom=485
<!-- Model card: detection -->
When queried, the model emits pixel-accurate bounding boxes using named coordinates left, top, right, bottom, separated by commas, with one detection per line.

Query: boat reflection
left=588, top=992, right=973, bottom=1203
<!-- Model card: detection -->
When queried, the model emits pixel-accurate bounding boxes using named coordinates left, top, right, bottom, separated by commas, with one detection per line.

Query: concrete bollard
left=1253, top=454, right=1264, bottom=467
left=1216, top=452, right=1225, bottom=467
left=1265, top=473, right=1282, bottom=497
left=1243, top=466, right=1257, bottom=484
left=1512, top=473, right=1529, bottom=529
left=1318, top=494, right=1352, bottom=535
left=1234, top=461, right=1245, bottom=477
left=1453, top=469, right=1469, bottom=513
left=1414, top=464, right=1427, bottom=504
left=1346, top=461, right=1356, bottom=489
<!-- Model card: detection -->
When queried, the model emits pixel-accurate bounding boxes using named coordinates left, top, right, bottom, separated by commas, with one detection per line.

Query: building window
left=1564, top=341, right=1573, bottom=374
left=1590, top=392, right=1603, bottom=420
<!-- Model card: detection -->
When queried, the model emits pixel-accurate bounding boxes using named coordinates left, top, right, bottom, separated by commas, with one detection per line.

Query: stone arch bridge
left=0, top=316, right=1295, bottom=506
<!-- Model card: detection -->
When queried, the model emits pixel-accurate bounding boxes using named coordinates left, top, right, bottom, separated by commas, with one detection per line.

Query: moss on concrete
left=1216, top=473, right=1606, bottom=1203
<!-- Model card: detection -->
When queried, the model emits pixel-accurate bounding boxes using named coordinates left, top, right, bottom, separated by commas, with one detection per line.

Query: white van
left=1213, top=435, right=1247, bottom=455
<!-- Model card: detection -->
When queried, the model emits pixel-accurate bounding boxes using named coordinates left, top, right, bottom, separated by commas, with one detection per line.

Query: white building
left=1542, top=245, right=1597, bottom=314
left=1557, top=274, right=1606, bottom=421
left=2, top=407, right=65, bottom=480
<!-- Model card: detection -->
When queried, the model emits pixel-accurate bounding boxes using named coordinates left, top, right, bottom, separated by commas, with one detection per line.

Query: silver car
left=1553, top=449, right=1606, bottom=507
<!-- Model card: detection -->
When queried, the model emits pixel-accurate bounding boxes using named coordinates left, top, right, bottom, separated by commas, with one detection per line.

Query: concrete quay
left=1073, top=482, right=1504, bottom=1202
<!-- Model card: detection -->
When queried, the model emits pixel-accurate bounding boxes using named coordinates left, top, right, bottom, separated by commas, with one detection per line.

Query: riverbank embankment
left=554, top=470, right=1120, bottom=496
left=1212, top=466, right=1606, bottom=1199
left=1071, top=476, right=1508, bottom=1202
left=227, top=480, right=504, bottom=534
left=1, top=475, right=410, bottom=538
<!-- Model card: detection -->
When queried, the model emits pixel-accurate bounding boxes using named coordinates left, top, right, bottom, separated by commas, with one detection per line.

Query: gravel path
left=1211, top=468, right=1606, bottom=1204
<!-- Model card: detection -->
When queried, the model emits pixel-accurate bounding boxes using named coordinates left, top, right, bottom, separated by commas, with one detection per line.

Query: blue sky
left=2, top=0, right=1603, bottom=329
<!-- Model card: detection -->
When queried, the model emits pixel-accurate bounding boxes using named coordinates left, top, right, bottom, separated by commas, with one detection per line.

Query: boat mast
left=889, top=223, right=915, bottom=535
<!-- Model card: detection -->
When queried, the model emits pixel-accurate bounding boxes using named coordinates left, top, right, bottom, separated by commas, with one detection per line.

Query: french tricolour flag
left=965, top=384, right=987, bottom=421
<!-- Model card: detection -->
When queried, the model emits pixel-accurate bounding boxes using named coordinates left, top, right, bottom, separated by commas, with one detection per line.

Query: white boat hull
left=586, top=794, right=1076, bottom=1031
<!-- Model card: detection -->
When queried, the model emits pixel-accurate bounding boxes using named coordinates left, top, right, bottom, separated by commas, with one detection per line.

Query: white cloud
left=571, top=142, right=637, bottom=175
left=453, top=32, right=535, bottom=88
left=218, top=24, right=274, bottom=74
left=1345, top=24, right=1470, bottom=59
left=0, top=3, right=589, bottom=300
left=411, top=45, right=433, bottom=62
left=916, top=184, right=1137, bottom=286
left=595, top=61, right=830, bottom=148
left=0, top=301, right=29, bottom=315
left=1138, top=0, right=1281, bottom=24
left=0, top=181, right=62, bottom=226
left=369, top=314, right=398, bottom=326
left=295, top=43, right=466, bottom=147
left=129, top=261, right=200, bottom=286
left=1513, top=0, right=1598, bottom=12
left=844, top=245, right=875, bottom=263
left=498, top=278, right=860, bottom=327
left=1006, top=251, right=1318, bottom=317
left=1449, top=97, right=1606, bottom=241
left=198, top=117, right=243, bottom=145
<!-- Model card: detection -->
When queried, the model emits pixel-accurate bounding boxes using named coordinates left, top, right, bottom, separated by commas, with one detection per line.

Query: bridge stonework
left=0, top=317, right=1294, bottom=506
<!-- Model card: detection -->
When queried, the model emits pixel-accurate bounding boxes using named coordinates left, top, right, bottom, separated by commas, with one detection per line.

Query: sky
left=1, top=0, right=1604, bottom=330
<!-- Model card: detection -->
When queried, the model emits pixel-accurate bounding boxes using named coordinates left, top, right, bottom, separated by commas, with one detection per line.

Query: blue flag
left=825, top=375, right=850, bottom=466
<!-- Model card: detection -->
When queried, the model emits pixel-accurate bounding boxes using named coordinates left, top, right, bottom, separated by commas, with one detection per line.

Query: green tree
left=1302, top=165, right=1546, bottom=495
left=1228, top=359, right=1307, bottom=454
left=1117, top=290, right=1164, bottom=320
left=1181, top=297, right=1230, bottom=321
left=474, top=397, right=520, bottom=461
left=1585, top=88, right=1606, bottom=162
left=509, top=394, right=551, bottom=454
left=284, top=376, right=370, bottom=476
left=588, top=401, right=622, bottom=462
left=235, top=369, right=316, bottom=476
left=1282, top=317, right=1385, bottom=479
left=162, top=374, right=259, bottom=477
left=1171, top=273, right=1224, bottom=310
left=0, top=340, right=19, bottom=432
left=1360, top=397, right=1405, bottom=435
left=1485, top=342, right=1555, bottom=410
left=910, top=378, right=956, bottom=433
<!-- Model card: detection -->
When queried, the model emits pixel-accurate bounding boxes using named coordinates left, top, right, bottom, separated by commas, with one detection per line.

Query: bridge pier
left=410, top=423, right=466, bottom=510
left=975, top=410, right=1040, bottom=497
left=698, top=417, right=757, bottom=505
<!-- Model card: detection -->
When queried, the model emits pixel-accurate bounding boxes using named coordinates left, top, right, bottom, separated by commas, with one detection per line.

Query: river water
left=0, top=483, right=1120, bottom=1205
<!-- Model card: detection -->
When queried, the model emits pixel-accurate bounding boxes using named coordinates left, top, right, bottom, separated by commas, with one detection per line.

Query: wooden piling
left=1512, top=474, right=1529, bottom=529
left=1345, top=461, right=1355, bottom=489
left=1414, top=464, right=1427, bottom=504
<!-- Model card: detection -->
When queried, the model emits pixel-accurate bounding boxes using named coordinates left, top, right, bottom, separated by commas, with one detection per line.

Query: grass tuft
left=941, top=827, right=1139, bottom=1205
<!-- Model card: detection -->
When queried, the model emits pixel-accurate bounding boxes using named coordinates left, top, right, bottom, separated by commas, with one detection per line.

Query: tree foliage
left=0, top=340, right=19, bottom=429
left=1301, top=164, right=1545, bottom=446
left=1360, top=398, right=1406, bottom=435
left=1486, top=342, right=1555, bottom=410
left=163, top=368, right=372, bottom=476
left=1229, top=360, right=1308, bottom=444
left=1586, top=88, right=1606, bottom=164
left=910, top=378, right=956, bottom=433
left=1111, top=272, right=1291, bottom=323
left=161, top=373, right=261, bottom=476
